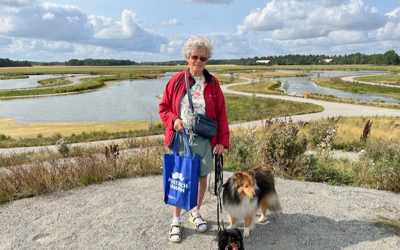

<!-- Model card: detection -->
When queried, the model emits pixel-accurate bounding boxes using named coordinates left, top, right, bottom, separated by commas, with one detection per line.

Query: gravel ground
left=1, top=172, right=399, bottom=250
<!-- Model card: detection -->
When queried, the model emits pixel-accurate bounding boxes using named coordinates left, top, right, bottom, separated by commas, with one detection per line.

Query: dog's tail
left=267, top=191, right=282, bottom=213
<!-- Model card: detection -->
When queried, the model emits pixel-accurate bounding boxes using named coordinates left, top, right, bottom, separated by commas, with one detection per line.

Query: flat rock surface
left=1, top=172, right=399, bottom=250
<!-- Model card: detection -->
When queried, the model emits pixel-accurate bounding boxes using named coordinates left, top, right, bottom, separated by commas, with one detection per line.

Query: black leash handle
left=214, top=154, right=225, bottom=232
left=214, top=154, right=223, bottom=195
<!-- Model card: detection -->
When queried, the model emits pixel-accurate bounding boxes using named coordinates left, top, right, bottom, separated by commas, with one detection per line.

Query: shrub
left=306, top=157, right=354, bottom=185
left=56, top=138, right=69, bottom=157
left=308, top=118, right=339, bottom=149
left=258, top=123, right=308, bottom=176
left=0, top=134, right=10, bottom=140
left=225, top=129, right=257, bottom=170
left=357, top=139, right=400, bottom=191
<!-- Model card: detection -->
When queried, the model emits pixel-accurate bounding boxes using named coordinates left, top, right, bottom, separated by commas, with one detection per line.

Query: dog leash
left=214, top=154, right=226, bottom=231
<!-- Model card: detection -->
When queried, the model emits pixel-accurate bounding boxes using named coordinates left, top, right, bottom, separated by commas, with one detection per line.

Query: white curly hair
left=182, top=35, right=214, bottom=60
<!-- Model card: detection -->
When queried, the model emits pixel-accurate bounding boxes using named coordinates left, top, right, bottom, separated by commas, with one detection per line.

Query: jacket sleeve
left=214, top=78, right=230, bottom=149
left=159, top=78, right=179, bottom=131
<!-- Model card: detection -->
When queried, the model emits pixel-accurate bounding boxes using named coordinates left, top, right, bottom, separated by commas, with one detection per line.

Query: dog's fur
left=218, top=228, right=244, bottom=250
left=222, top=166, right=281, bottom=237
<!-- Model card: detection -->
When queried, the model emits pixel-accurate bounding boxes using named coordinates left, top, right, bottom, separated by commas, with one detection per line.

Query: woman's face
left=187, top=48, right=208, bottom=76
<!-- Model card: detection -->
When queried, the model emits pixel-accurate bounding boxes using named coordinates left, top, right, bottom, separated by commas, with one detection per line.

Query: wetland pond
left=0, top=70, right=398, bottom=123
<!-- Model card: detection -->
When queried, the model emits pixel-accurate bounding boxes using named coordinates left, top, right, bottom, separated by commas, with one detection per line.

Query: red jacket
left=159, top=69, right=230, bottom=149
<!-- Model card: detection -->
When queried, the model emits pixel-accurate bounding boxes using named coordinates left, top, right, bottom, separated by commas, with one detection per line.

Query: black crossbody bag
left=185, top=73, right=218, bottom=138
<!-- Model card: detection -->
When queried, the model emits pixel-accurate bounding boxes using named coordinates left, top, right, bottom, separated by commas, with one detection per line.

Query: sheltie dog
left=222, top=166, right=281, bottom=237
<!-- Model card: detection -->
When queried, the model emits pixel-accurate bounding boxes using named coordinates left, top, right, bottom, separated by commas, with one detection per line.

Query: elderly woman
left=159, top=35, right=229, bottom=242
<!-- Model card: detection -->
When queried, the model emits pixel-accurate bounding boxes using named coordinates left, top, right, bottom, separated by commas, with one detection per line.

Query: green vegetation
left=37, top=77, right=72, bottom=87
left=0, top=78, right=104, bottom=99
left=225, top=116, right=400, bottom=191
left=0, top=140, right=164, bottom=203
left=0, top=75, right=29, bottom=80
left=0, top=125, right=166, bottom=148
left=0, top=74, right=157, bottom=99
left=2, top=116, right=400, bottom=204
left=312, top=77, right=400, bottom=99
left=229, top=79, right=283, bottom=94
left=373, top=215, right=400, bottom=233
left=354, top=74, right=400, bottom=85
left=226, top=93, right=323, bottom=123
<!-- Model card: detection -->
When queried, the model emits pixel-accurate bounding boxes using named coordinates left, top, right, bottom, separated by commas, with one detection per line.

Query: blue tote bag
left=163, top=128, right=200, bottom=210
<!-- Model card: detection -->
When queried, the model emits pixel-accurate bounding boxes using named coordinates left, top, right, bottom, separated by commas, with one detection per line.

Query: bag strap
left=184, top=72, right=195, bottom=114
left=173, top=128, right=192, bottom=157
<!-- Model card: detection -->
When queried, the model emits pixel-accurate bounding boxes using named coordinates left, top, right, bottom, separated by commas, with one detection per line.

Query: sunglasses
left=190, top=55, right=208, bottom=62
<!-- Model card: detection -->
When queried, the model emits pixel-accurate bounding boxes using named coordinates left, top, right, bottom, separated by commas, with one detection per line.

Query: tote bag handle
left=173, top=127, right=192, bottom=157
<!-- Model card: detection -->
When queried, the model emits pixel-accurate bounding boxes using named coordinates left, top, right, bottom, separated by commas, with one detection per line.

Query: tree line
left=0, top=58, right=31, bottom=67
left=65, top=59, right=137, bottom=66
left=1, top=50, right=399, bottom=67
left=147, top=50, right=400, bottom=66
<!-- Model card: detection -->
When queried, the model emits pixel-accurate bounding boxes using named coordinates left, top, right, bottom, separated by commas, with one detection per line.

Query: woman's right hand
left=173, top=118, right=184, bottom=132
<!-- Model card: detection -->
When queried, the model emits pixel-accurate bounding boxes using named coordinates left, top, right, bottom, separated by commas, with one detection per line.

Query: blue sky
left=0, top=0, right=399, bottom=62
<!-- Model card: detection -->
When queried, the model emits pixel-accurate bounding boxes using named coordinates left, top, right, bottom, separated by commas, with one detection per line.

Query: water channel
left=0, top=70, right=398, bottom=123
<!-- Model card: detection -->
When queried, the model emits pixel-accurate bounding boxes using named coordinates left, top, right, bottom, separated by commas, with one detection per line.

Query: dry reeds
left=0, top=145, right=164, bottom=204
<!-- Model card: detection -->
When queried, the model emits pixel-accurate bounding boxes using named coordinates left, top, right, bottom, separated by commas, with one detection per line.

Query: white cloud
left=0, top=1, right=167, bottom=57
left=0, top=2, right=92, bottom=41
left=376, top=7, right=400, bottom=41
left=161, top=19, right=182, bottom=26
left=377, top=22, right=400, bottom=41
left=0, top=18, right=15, bottom=33
left=206, top=33, right=254, bottom=58
left=385, top=7, right=400, bottom=21
left=238, top=0, right=386, bottom=40
left=160, top=40, right=185, bottom=56
left=158, top=33, right=254, bottom=60
left=42, top=12, right=55, bottom=20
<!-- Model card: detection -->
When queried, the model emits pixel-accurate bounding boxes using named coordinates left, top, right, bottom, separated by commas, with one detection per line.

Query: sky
left=0, top=0, right=399, bottom=62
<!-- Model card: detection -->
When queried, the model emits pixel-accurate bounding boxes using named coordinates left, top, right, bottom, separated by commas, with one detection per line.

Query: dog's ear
left=247, top=170, right=255, bottom=178
left=217, top=231, right=227, bottom=250
left=234, top=172, right=243, bottom=181
left=234, top=228, right=242, bottom=237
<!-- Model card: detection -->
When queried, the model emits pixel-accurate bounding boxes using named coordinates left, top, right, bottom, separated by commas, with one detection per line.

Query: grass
left=354, top=74, right=400, bottom=85
left=0, top=142, right=165, bottom=203
left=0, top=64, right=397, bottom=77
left=229, top=79, right=284, bottom=94
left=0, top=119, right=162, bottom=139
left=312, top=77, right=400, bottom=99
left=0, top=78, right=104, bottom=99
left=298, top=116, right=400, bottom=151
left=1, top=117, right=400, bottom=204
left=0, top=75, right=29, bottom=80
left=373, top=215, right=400, bottom=234
left=37, top=77, right=72, bottom=87
left=0, top=74, right=157, bottom=99
left=225, top=93, right=323, bottom=123
left=224, top=116, right=400, bottom=190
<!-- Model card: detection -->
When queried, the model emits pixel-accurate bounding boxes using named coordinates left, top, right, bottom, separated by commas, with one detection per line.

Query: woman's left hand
left=213, top=144, right=225, bottom=155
